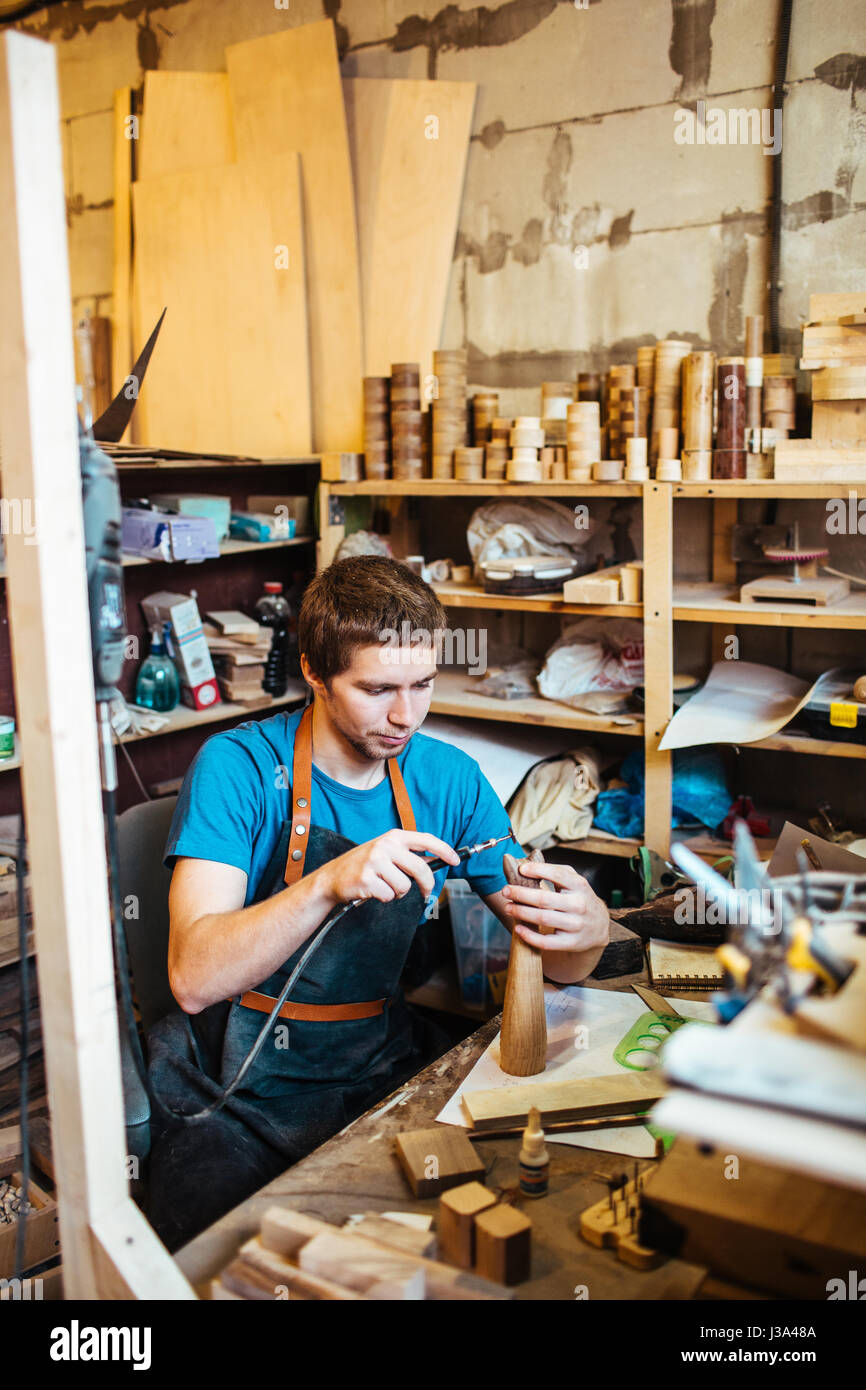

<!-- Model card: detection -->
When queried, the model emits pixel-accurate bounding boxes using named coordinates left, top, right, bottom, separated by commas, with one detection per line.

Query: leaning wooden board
left=132, top=155, right=311, bottom=456
left=226, top=20, right=363, bottom=452
left=343, top=76, right=476, bottom=383
left=138, top=70, right=235, bottom=179
left=111, top=87, right=134, bottom=403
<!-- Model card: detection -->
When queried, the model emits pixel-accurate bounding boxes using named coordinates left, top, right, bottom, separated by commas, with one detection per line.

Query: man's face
left=311, top=643, right=437, bottom=761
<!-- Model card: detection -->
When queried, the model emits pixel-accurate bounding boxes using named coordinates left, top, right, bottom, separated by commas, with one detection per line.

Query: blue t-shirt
left=165, top=708, right=523, bottom=910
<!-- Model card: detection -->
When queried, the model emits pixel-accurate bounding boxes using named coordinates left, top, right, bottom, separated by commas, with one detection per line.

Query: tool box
left=800, top=669, right=866, bottom=745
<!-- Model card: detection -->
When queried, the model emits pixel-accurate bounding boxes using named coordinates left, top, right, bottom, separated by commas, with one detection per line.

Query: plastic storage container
left=446, top=879, right=512, bottom=1010
left=800, top=669, right=866, bottom=745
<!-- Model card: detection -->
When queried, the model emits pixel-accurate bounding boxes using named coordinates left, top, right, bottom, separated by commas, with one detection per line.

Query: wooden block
left=344, top=77, right=476, bottom=386
left=227, top=20, right=363, bottom=452
left=462, top=1071, right=666, bottom=1132
left=474, top=1204, right=531, bottom=1286
left=260, top=1206, right=513, bottom=1300
left=811, top=366, right=866, bottom=400
left=351, top=1213, right=436, bottom=1259
left=298, top=1231, right=426, bottom=1298
left=591, top=918, right=644, bottom=980
left=234, top=1236, right=364, bottom=1301
left=138, top=71, right=235, bottom=180
left=802, top=323, right=866, bottom=363
left=809, top=291, right=866, bottom=323
left=319, top=451, right=364, bottom=482
left=132, top=154, right=311, bottom=456
left=641, top=1137, right=866, bottom=1298
left=562, top=564, right=626, bottom=604
left=739, top=574, right=850, bottom=607
left=773, top=439, right=866, bottom=481
left=812, top=399, right=866, bottom=445
left=394, top=1126, right=485, bottom=1197
left=438, top=1182, right=497, bottom=1269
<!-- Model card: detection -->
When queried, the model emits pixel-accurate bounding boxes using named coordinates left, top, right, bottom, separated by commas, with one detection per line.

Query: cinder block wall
left=16, top=0, right=866, bottom=421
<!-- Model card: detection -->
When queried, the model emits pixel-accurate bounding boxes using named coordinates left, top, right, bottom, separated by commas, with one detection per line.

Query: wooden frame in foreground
left=0, top=31, right=193, bottom=1299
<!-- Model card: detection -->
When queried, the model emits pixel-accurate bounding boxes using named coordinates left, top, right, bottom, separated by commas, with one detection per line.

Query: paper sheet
left=436, top=984, right=716, bottom=1157
left=659, top=662, right=843, bottom=751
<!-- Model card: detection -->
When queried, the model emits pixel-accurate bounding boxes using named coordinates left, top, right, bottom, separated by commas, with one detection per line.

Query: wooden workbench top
left=175, top=975, right=708, bottom=1300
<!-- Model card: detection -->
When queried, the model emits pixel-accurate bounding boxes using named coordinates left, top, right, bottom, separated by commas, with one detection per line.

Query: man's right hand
left=316, top=830, right=460, bottom=907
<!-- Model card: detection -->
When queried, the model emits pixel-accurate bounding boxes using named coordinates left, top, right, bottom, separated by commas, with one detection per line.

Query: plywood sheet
left=132, top=154, right=311, bottom=456
left=344, top=77, right=476, bottom=383
left=138, top=71, right=235, bottom=180
left=226, top=20, right=362, bottom=451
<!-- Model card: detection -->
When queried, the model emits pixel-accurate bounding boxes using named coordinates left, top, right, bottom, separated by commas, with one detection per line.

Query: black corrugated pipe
left=769, top=0, right=795, bottom=353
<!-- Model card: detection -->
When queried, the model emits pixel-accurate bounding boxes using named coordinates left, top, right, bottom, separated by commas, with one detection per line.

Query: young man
left=146, top=556, right=609, bottom=1248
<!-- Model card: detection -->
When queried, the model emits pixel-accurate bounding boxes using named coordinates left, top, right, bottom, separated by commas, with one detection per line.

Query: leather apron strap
left=283, top=701, right=415, bottom=887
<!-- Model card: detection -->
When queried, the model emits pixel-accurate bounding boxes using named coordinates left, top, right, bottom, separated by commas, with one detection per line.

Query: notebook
left=648, top=938, right=724, bottom=992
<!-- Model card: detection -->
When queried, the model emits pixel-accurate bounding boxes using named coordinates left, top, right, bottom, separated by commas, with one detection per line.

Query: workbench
left=175, top=972, right=710, bottom=1300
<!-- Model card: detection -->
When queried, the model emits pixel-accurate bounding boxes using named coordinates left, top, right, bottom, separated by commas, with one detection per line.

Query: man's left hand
left=499, top=858, right=609, bottom=954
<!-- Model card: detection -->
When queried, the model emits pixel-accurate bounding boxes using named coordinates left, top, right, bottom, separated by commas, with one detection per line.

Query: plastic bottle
left=135, top=625, right=180, bottom=712
left=255, top=582, right=291, bottom=696
left=518, top=1106, right=550, bottom=1197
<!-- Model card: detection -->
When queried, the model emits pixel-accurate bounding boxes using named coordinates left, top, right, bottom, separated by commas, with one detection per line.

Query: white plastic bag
left=538, top=618, right=644, bottom=713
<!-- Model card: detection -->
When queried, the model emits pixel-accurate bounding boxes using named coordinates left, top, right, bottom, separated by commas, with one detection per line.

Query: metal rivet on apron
left=291, top=849, right=303, bottom=860
left=294, top=823, right=306, bottom=835
left=296, top=797, right=308, bottom=808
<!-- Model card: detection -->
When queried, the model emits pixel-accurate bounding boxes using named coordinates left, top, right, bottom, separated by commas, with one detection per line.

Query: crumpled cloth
left=467, top=499, right=595, bottom=581
left=507, top=748, right=603, bottom=849
left=594, top=748, right=731, bottom=839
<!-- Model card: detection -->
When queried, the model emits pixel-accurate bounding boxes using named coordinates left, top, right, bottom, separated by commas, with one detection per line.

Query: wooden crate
left=0, top=1171, right=59, bottom=1277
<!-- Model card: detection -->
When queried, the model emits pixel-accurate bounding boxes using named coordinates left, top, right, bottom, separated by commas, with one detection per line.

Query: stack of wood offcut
left=774, top=291, right=866, bottom=481
left=204, top=612, right=272, bottom=709
left=212, top=1204, right=513, bottom=1301
left=389, top=363, right=424, bottom=480
left=362, top=376, right=391, bottom=480
left=432, top=349, right=467, bottom=479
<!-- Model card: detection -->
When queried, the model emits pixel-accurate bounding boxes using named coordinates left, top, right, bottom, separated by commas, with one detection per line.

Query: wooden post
left=710, top=496, right=738, bottom=663
left=642, top=483, right=673, bottom=858
left=0, top=31, right=194, bottom=1299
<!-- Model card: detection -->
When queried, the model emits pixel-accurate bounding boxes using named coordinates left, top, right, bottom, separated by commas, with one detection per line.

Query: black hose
left=768, top=0, right=795, bottom=352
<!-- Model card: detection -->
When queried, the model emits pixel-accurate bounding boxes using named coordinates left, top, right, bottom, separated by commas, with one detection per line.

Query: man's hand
left=487, top=859, right=610, bottom=984
left=317, top=829, right=460, bottom=908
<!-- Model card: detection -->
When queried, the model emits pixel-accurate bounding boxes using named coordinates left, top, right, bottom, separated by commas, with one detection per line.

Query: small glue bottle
left=519, top=1106, right=549, bottom=1198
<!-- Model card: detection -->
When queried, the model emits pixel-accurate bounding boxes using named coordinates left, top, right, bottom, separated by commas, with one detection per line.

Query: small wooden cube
left=474, top=1204, right=532, bottom=1286
left=438, top=1182, right=497, bottom=1269
left=394, top=1127, right=485, bottom=1198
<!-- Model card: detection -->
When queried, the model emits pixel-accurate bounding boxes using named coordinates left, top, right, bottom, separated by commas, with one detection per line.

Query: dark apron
left=146, top=705, right=449, bottom=1251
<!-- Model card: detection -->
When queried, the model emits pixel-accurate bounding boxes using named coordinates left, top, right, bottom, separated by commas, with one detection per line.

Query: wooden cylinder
left=714, top=357, right=746, bottom=478
left=576, top=372, right=602, bottom=404
left=651, top=339, right=691, bottom=462
left=472, top=392, right=499, bottom=446
left=637, top=345, right=656, bottom=393
left=620, top=562, right=642, bottom=602
left=745, top=314, right=764, bottom=445
left=499, top=851, right=552, bottom=1077
left=454, top=445, right=485, bottom=481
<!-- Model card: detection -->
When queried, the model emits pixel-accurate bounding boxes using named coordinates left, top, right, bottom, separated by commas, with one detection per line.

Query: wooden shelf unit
left=318, top=475, right=866, bottom=858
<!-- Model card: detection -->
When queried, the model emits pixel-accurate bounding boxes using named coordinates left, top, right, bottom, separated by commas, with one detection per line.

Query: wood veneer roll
left=682, top=350, right=714, bottom=480
left=714, top=357, right=746, bottom=479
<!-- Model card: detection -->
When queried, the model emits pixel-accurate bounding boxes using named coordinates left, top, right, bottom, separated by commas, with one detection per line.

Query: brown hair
left=298, top=555, right=448, bottom=683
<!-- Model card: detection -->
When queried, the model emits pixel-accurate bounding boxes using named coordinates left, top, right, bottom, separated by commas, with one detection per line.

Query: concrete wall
left=15, top=0, right=866, bottom=419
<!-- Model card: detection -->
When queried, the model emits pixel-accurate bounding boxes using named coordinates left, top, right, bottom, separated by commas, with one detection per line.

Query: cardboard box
left=246, top=494, right=311, bottom=535
left=149, top=494, right=232, bottom=541
left=122, top=508, right=220, bottom=562
left=140, top=591, right=221, bottom=711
